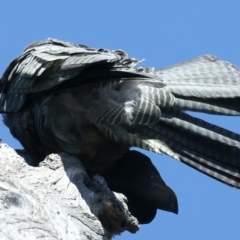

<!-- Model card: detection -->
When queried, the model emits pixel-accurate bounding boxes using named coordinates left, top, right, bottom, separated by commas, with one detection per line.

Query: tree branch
left=0, top=143, right=139, bottom=240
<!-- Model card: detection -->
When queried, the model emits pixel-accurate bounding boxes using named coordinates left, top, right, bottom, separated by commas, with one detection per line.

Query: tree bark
left=0, top=143, right=139, bottom=240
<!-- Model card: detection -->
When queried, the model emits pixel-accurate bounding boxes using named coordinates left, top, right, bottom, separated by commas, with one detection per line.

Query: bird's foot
left=85, top=174, right=139, bottom=236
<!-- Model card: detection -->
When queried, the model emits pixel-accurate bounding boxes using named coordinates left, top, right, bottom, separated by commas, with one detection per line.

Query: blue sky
left=0, top=1, right=239, bottom=240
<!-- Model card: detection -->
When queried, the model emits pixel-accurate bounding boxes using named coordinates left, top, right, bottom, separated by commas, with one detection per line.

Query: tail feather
left=135, top=121, right=240, bottom=170
left=175, top=97, right=240, bottom=115
left=178, top=154, right=240, bottom=187
left=160, top=110, right=240, bottom=146
left=132, top=120, right=240, bottom=188
left=127, top=54, right=240, bottom=188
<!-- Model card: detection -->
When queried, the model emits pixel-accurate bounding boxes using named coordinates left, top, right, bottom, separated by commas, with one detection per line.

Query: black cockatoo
left=0, top=39, right=240, bottom=225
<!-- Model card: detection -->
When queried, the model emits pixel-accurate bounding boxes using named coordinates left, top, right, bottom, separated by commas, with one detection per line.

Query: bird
left=0, top=38, right=240, bottom=226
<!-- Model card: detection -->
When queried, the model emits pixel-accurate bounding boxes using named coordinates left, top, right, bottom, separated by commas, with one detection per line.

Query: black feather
left=1, top=38, right=240, bottom=224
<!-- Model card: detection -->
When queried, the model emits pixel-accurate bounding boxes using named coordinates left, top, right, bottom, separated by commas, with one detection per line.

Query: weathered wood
left=0, top=143, right=139, bottom=240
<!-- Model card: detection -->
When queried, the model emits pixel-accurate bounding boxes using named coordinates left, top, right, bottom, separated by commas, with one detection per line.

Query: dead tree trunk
left=0, top=143, right=139, bottom=240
